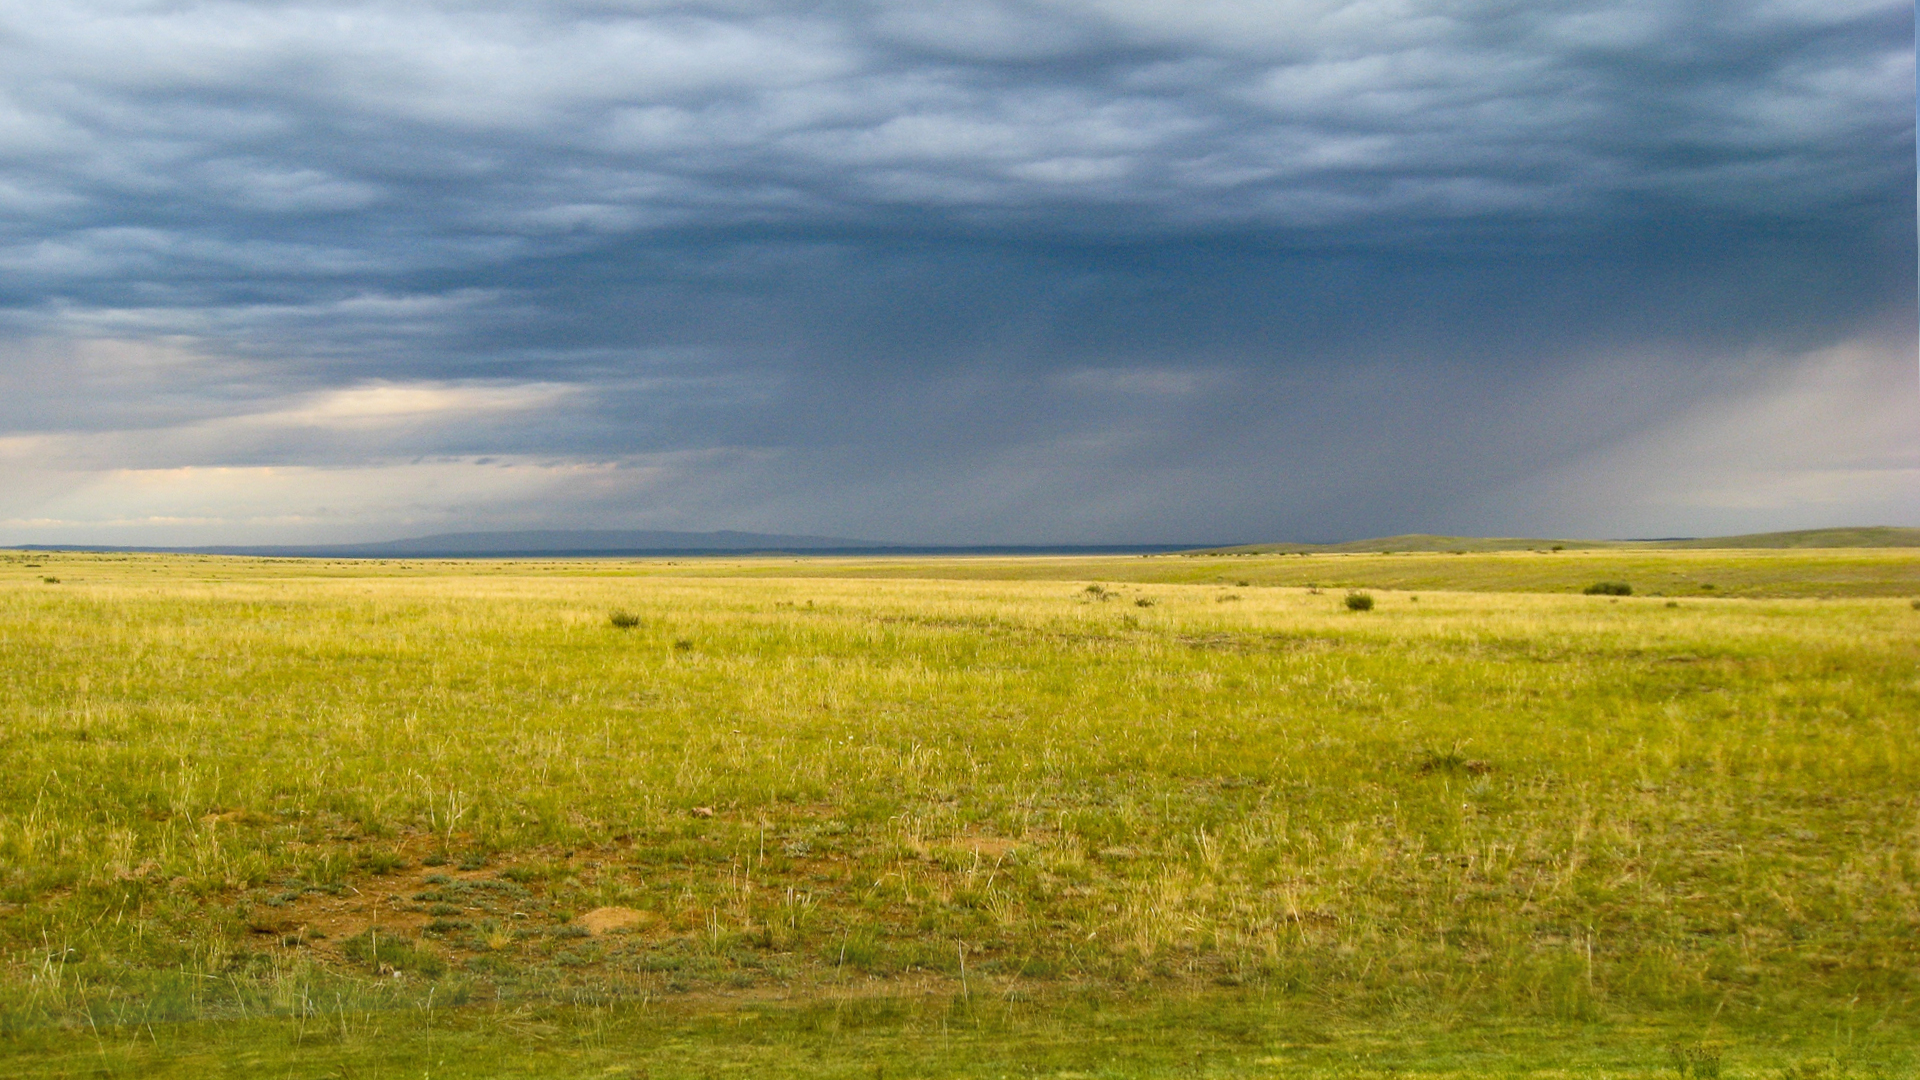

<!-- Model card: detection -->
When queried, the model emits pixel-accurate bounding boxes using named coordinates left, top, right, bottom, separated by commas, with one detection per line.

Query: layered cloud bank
left=1, top=0, right=1913, bottom=544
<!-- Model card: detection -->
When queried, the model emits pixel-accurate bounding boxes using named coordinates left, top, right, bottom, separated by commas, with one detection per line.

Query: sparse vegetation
left=1584, top=580, right=1633, bottom=595
left=0, top=549, right=1915, bottom=1076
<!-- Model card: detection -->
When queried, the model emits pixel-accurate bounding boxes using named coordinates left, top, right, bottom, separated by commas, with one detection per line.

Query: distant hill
left=1208, top=534, right=1613, bottom=554
left=7, top=529, right=1201, bottom=558
left=331, top=529, right=874, bottom=554
left=1646, top=527, right=1920, bottom=549
left=6, top=529, right=876, bottom=557
left=1204, top=526, right=1920, bottom=555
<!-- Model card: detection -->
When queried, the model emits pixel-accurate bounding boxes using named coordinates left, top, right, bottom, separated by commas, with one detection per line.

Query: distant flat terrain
left=12, top=545, right=1918, bottom=599
left=605, top=547, right=1920, bottom=599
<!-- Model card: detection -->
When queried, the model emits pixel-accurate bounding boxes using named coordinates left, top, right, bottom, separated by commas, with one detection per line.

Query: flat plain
left=1, top=549, right=1916, bottom=1077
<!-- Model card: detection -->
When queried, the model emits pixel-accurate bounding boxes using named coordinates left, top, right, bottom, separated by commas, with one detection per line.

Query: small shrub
left=1083, top=584, right=1108, bottom=600
left=609, top=609, right=641, bottom=629
left=1133, top=597, right=1155, bottom=608
left=41, top=576, right=58, bottom=584
left=1583, top=581, right=1632, bottom=596
left=1911, top=598, right=1919, bottom=610
left=1344, top=591, right=1374, bottom=611
left=672, top=638, right=694, bottom=651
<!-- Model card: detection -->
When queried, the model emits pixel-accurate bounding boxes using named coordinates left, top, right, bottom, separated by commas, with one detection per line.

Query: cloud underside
left=0, top=0, right=1913, bottom=542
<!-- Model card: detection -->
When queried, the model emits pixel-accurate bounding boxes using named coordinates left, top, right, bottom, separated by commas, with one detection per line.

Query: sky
left=1, top=0, right=1914, bottom=546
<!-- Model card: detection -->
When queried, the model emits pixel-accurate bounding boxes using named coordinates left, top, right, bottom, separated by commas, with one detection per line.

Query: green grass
left=1, top=550, right=1917, bottom=1075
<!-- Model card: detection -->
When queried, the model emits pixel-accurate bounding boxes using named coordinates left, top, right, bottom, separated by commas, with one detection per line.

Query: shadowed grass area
left=6, top=993, right=1915, bottom=1078
left=1, top=551, right=1916, bottom=1074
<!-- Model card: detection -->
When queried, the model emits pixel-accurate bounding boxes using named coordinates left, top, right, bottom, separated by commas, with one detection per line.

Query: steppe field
left=2, top=548, right=1917, bottom=1078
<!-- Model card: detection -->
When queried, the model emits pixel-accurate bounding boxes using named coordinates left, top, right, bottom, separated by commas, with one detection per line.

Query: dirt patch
left=250, top=884, right=433, bottom=951
left=576, top=906, right=665, bottom=936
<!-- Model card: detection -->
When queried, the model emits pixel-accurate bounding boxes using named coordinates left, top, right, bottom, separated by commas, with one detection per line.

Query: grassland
left=2, top=549, right=1917, bottom=1077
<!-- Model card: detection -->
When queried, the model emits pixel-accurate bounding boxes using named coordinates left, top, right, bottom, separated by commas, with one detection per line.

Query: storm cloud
left=1, top=0, right=1913, bottom=543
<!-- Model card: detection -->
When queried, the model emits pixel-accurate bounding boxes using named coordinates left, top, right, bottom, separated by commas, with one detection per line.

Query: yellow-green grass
left=634, top=547, right=1920, bottom=597
left=2, top=551, right=1917, bottom=1076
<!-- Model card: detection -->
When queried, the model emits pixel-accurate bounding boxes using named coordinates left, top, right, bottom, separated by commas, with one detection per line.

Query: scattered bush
left=1583, top=581, right=1632, bottom=596
left=609, top=609, right=641, bottom=629
left=1134, top=597, right=1155, bottom=608
left=1344, top=591, right=1374, bottom=611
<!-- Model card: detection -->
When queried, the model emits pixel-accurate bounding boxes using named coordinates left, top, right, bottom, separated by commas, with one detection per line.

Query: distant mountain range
left=10, top=525, right=1918, bottom=558
left=7, top=529, right=1195, bottom=557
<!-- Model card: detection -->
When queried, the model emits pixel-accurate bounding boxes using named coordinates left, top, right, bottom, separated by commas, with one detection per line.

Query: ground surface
left=2, top=549, right=1916, bottom=1076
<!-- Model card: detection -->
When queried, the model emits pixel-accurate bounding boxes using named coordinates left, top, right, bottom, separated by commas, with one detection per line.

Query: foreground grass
left=11, top=994, right=1915, bottom=1078
left=2, top=550, right=1917, bottom=1074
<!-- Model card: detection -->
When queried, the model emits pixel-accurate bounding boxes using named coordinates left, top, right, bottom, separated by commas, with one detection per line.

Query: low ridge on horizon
left=9, top=525, right=1920, bottom=557
left=1208, top=525, right=1920, bottom=554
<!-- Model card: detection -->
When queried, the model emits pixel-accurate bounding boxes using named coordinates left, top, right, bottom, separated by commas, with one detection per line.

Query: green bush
left=1344, top=591, right=1374, bottom=611
left=1583, top=581, right=1632, bottom=596
left=609, top=609, right=642, bottom=629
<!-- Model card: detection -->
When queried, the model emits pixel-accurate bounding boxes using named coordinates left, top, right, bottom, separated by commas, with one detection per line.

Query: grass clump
left=339, top=929, right=446, bottom=978
left=1666, top=1041, right=1725, bottom=1078
left=608, top=608, right=642, bottom=629
left=1583, top=580, right=1633, bottom=595
left=1343, top=590, right=1374, bottom=610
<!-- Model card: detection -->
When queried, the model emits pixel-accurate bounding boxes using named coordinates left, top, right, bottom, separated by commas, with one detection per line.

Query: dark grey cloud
left=0, top=0, right=1912, bottom=543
